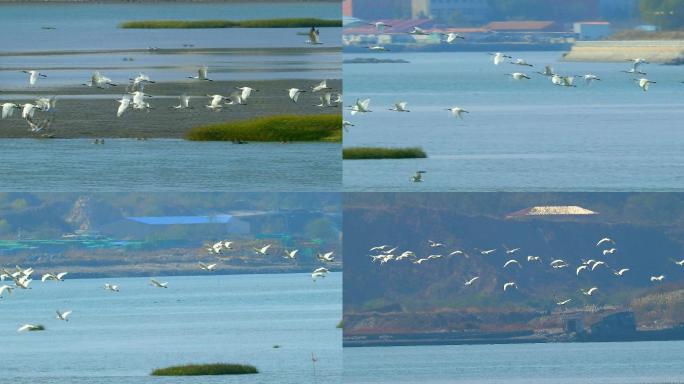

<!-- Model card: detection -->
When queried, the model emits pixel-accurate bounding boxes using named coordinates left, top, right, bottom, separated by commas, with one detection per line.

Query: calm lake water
left=0, top=273, right=341, bottom=384
left=0, top=2, right=341, bottom=86
left=343, top=51, right=684, bottom=192
left=344, top=342, right=684, bottom=384
left=0, top=139, right=341, bottom=192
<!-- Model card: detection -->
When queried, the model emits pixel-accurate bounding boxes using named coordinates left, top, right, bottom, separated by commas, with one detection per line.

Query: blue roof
left=126, top=215, right=233, bottom=225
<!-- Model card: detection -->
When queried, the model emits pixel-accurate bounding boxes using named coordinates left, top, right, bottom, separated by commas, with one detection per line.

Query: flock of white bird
left=367, top=236, right=682, bottom=306
left=204, top=239, right=336, bottom=281
left=0, top=27, right=339, bottom=134
left=0, top=238, right=336, bottom=332
left=345, top=24, right=677, bottom=182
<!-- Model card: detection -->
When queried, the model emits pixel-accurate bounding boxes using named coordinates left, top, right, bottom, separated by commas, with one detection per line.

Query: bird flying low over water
left=22, top=70, right=47, bottom=86
left=287, top=88, right=306, bottom=103
left=307, top=27, right=323, bottom=45
left=596, top=238, right=614, bottom=247
left=149, top=279, right=168, bottom=288
left=254, top=244, right=272, bottom=255
left=503, top=282, right=518, bottom=291
left=18, top=324, right=43, bottom=332
left=464, top=276, right=479, bottom=286
left=490, top=52, right=512, bottom=66
left=389, top=102, right=410, bottom=112
left=198, top=262, right=217, bottom=271
left=447, top=106, right=469, bottom=119
left=582, top=287, right=598, bottom=296
left=317, top=251, right=335, bottom=262
left=188, top=66, right=212, bottom=81
left=56, top=310, right=72, bottom=321
left=349, top=98, right=371, bottom=115
left=410, top=171, right=426, bottom=182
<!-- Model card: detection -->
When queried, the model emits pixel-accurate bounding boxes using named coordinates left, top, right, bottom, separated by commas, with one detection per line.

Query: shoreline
left=563, top=40, right=684, bottom=63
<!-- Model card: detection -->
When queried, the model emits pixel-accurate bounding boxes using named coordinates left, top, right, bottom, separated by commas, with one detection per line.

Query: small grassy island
left=186, top=114, right=341, bottom=142
left=120, top=18, right=341, bottom=29
left=151, top=363, right=258, bottom=376
left=343, top=147, right=427, bottom=160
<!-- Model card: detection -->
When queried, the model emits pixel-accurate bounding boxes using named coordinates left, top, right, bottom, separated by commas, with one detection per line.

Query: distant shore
left=0, top=79, right=341, bottom=138
left=564, top=40, right=684, bottom=63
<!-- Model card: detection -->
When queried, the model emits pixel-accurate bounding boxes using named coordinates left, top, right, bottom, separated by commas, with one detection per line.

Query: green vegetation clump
left=151, top=363, right=258, bottom=376
left=186, top=114, right=341, bottom=142
left=343, top=147, right=427, bottom=160
left=337, top=319, right=344, bottom=329
left=120, top=18, right=341, bottom=29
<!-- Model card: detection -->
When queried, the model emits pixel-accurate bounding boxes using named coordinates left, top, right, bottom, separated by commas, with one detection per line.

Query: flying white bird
left=149, top=279, right=168, bottom=288
left=591, top=261, right=607, bottom=271
left=18, top=324, right=43, bottom=332
left=477, top=248, right=496, bottom=256
left=527, top=255, right=541, bottom=262
left=443, top=32, right=465, bottom=43
left=314, top=92, right=335, bottom=108
left=584, top=74, right=601, bottom=85
left=503, top=246, right=520, bottom=254
left=556, top=298, right=572, bottom=306
left=317, top=251, right=335, bottom=262
left=636, top=78, right=656, bottom=92
left=603, top=248, right=617, bottom=256
left=188, top=66, right=212, bottom=81
left=370, top=245, right=388, bottom=252
left=507, top=72, right=531, bottom=80
left=613, top=268, right=630, bottom=276
left=306, top=27, right=323, bottom=45
left=369, top=21, right=392, bottom=32
left=171, top=94, right=192, bottom=110
left=509, top=58, right=533, bottom=67
left=490, top=52, right=512, bottom=66
left=411, top=171, right=426, bottom=182
left=23, top=70, right=47, bottom=86
left=116, top=95, right=131, bottom=117
left=576, top=265, right=588, bottom=276
left=288, top=88, right=306, bottom=103
left=413, top=258, right=429, bottom=265
left=675, top=259, right=684, bottom=266
left=427, top=254, right=443, bottom=260
left=254, top=245, right=272, bottom=255
left=596, top=238, right=614, bottom=247
left=0, top=284, right=13, bottom=297
left=199, top=262, right=217, bottom=271
left=503, top=259, right=521, bottom=269
left=41, top=272, right=67, bottom=282
left=206, top=94, right=226, bottom=111
left=21, top=103, right=37, bottom=119
left=582, top=287, right=598, bottom=296
left=536, top=65, right=555, bottom=76
left=409, top=26, right=430, bottom=35
left=448, top=250, right=468, bottom=257
left=236, top=86, right=257, bottom=102
left=56, top=310, right=72, bottom=321
left=428, top=240, right=444, bottom=248
left=343, top=120, right=354, bottom=132
left=104, top=283, right=119, bottom=292
left=447, top=106, right=469, bottom=120
left=650, top=275, right=665, bottom=282
left=464, top=276, right=479, bottom=286
left=389, top=102, right=410, bottom=112
left=349, top=98, right=371, bottom=115
left=503, top=282, right=518, bottom=291
left=283, top=249, right=299, bottom=259
left=85, top=71, right=117, bottom=88
left=312, top=80, right=332, bottom=93
left=1, top=103, right=21, bottom=119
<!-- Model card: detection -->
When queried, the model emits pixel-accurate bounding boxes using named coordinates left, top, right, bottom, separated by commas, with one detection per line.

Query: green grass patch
left=343, top=147, right=427, bottom=160
left=151, top=363, right=258, bottom=376
left=120, top=18, right=341, bottom=29
left=186, top=114, right=341, bottom=142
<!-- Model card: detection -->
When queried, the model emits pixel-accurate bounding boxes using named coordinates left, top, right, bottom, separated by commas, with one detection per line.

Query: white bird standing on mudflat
left=464, top=276, right=479, bottom=286
left=490, top=52, right=512, bottom=66
left=1, top=103, right=21, bottom=119
left=389, top=102, right=410, bottom=112
left=199, top=262, right=217, bottom=271
left=507, top=72, right=531, bottom=80
left=23, top=70, right=47, bottom=86
left=188, top=66, right=212, bottom=81
left=636, top=78, right=656, bottom=92
left=349, top=98, right=371, bottom=115
left=56, top=310, right=72, bottom=321
left=287, top=88, right=306, bottom=103
left=503, top=282, right=518, bottom=291
left=447, top=106, right=469, bottom=119
left=117, top=95, right=131, bottom=117
left=254, top=244, right=272, bottom=255
left=149, top=279, right=168, bottom=288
